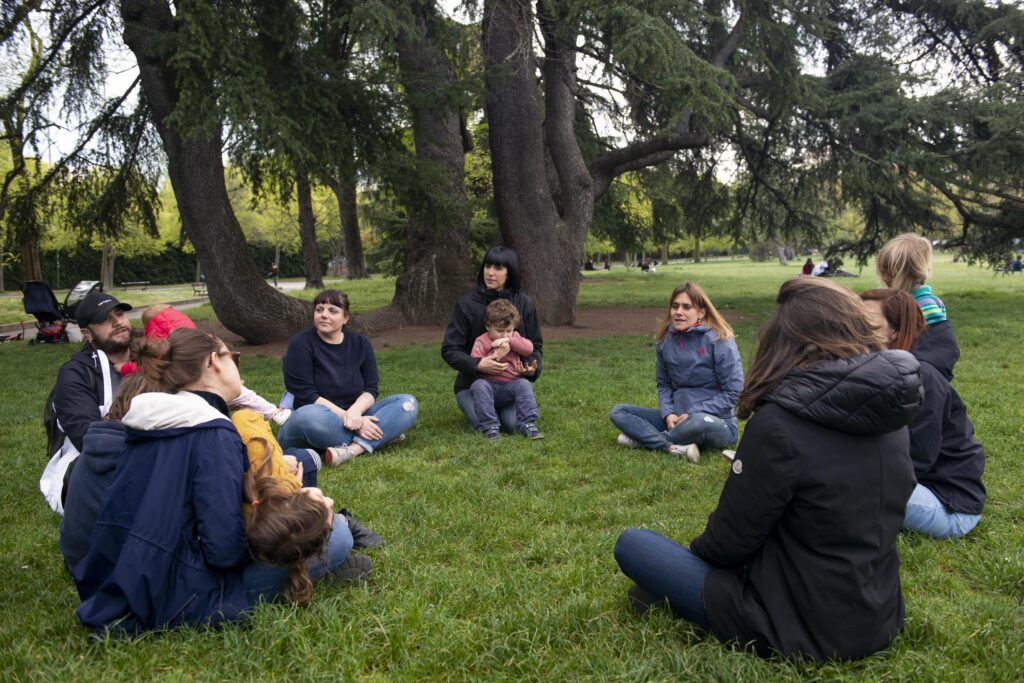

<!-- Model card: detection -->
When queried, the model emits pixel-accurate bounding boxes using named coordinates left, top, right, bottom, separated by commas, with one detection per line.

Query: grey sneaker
left=616, top=433, right=640, bottom=449
left=325, top=445, right=357, bottom=466
left=330, top=554, right=373, bottom=584
left=518, top=422, right=544, bottom=440
left=667, top=443, right=700, bottom=463
left=483, top=428, right=501, bottom=440
left=721, top=449, right=736, bottom=462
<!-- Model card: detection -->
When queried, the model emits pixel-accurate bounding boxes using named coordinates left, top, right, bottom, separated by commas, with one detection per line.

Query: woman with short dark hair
left=441, top=246, right=544, bottom=434
left=614, top=278, right=923, bottom=662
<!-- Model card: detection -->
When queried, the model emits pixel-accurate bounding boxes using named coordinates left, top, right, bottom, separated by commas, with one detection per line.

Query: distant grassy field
left=1, top=256, right=1021, bottom=681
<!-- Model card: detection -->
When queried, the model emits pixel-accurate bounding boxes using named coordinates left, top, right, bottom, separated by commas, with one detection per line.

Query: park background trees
left=2, top=0, right=1022, bottom=341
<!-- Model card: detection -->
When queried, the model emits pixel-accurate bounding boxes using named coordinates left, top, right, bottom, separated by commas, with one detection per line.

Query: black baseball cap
left=76, top=291, right=133, bottom=327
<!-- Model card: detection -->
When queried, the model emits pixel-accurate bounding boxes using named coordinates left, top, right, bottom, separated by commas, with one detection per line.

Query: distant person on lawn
left=861, top=288, right=985, bottom=539
left=276, top=289, right=419, bottom=467
left=609, top=282, right=743, bottom=463
left=442, top=246, right=543, bottom=432
left=614, top=278, right=923, bottom=662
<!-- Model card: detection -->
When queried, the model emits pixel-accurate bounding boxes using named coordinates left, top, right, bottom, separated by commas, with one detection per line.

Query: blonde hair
left=656, top=282, right=734, bottom=342
left=876, top=233, right=932, bottom=292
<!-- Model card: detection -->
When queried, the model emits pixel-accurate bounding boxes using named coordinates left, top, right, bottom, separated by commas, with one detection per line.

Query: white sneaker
left=617, top=433, right=641, bottom=449
left=325, top=445, right=357, bottom=466
left=721, top=449, right=736, bottom=462
left=667, top=443, right=700, bottom=463
left=271, top=408, right=291, bottom=426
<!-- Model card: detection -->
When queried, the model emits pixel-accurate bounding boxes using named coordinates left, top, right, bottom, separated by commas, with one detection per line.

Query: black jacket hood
left=912, top=320, right=959, bottom=380
left=767, top=350, right=923, bottom=435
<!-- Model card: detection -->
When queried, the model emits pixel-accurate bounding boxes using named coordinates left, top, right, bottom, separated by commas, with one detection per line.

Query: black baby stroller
left=21, top=280, right=102, bottom=344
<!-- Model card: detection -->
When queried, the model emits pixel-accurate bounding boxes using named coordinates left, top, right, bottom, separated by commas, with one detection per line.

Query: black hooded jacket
left=909, top=321, right=986, bottom=514
left=440, top=287, right=543, bottom=394
left=691, top=350, right=922, bottom=662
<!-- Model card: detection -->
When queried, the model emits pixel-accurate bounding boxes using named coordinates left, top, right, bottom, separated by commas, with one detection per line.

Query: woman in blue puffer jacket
left=610, top=282, right=744, bottom=463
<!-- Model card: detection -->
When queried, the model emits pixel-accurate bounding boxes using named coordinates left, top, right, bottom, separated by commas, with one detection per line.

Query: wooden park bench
left=121, top=280, right=150, bottom=290
left=192, top=282, right=208, bottom=296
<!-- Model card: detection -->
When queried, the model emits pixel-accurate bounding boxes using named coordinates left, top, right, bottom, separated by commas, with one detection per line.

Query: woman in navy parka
left=610, top=282, right=744, bottom=463
left=73, top=329, right=356, bottom=634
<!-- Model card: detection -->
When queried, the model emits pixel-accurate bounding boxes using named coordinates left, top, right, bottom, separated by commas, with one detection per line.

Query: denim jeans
left=456, top=388, right=518, bottom=432
left=277, top=394, right=418, bottom=454
left=903, top=483, right=981, bottom=539
left=243, top=515, right=354, bottom=605
left=284, top=447, right=321, bottom=488
left=609, top=404, right=737, bottom=451
left=613, top=528, right=712, bottom=629
left=470, top=378, right=538, bottom=432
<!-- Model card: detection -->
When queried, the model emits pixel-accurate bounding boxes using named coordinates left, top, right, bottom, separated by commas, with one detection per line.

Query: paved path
left=1, top=281, right=305, bottom=338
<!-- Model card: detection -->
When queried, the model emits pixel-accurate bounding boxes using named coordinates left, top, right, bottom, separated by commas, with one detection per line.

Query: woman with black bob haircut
left=441, top=245, right=543, bottom=433
left=614, top=277, right=924, bottom=662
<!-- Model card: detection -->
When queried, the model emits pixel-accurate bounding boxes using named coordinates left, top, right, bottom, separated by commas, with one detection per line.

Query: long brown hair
left=737, top=278, right=884, bottom=418
left=859, top=289, right=926, bottom=352
left=243, top=445, right=331, bottom=606
left=106, top=372, right=159, bottom=421
left=656, top=282, right=734, bottom=342
left=137, top=328, right=222, bottom=393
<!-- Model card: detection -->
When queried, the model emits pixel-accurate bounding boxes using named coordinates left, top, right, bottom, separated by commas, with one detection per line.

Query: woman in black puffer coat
left=614, top=277, right=923, bottom=662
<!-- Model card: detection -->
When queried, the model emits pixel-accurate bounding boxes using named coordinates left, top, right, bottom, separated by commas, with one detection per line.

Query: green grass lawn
left=1, top=257, right=1021, bottom=680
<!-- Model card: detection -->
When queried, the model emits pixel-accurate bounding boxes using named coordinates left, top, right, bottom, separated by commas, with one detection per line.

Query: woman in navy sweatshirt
left=277, top=289, right=418, bottom=466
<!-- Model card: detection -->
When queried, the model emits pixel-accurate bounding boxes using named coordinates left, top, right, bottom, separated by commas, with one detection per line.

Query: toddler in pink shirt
left=470, top=299, right=543, bottom=440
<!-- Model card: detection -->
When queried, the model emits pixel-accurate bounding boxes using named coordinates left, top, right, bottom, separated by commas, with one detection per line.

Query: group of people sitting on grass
left=42, top=235, right=985, bottom=663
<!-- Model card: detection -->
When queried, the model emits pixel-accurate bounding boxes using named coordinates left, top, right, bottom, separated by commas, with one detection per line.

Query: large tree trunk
left=295, top=164, right=324, bottom=290
left=384, top=5, right=473, bottom=326
left=120, top=0, right=309, bottom=343
left=484, top=0, right=588, bottom=325
left=20, top=238, right=41, bottom=282
left=100, top=239, right=115, bottom=291
left=326, top=164, right=367, bottom=280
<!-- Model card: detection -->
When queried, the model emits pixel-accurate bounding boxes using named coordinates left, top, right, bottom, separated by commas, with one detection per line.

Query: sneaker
left=627, top=584, right=661, bottom=615
left=271, top=408, right=291, bottom=426
left=518, top=422, right=544, bottom=440
left=616, top=433, right=640, bottom=449
left=667, top=443, right=700, bottom=463
left=339, top=508, right=385, bottom=549
left=721, top=449, right=736, bottom=462
left=325, top=445, right=357, bottom=466
left=483, top=428, right=501, bottom=440
left=330, top=554, right=373, bottom=584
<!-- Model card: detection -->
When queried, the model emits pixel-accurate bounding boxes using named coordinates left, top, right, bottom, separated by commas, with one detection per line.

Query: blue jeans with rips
left=903, top=483, right=981, bottom=539
left=456, top=388, right=518, bottom=432
left=277, top=394, right=418, bottom=454
left=613, top=528, right=712, bottom=629
left=243, top=515, right=354, bottom=605
left=609, top=404, right=737, bottom=451
left=470, top=378, right=539, bottom=432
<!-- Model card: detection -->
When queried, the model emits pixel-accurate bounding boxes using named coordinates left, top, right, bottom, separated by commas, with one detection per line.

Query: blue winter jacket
left=60, top=420, right=127, bottom=572
left=656, top=326, right=744, bottom=428
left=73, top=392, right=251, bottom=635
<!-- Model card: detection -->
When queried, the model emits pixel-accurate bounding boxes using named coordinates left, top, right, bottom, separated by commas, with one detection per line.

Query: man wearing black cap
left=41, top=291, right=134, bottom=513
